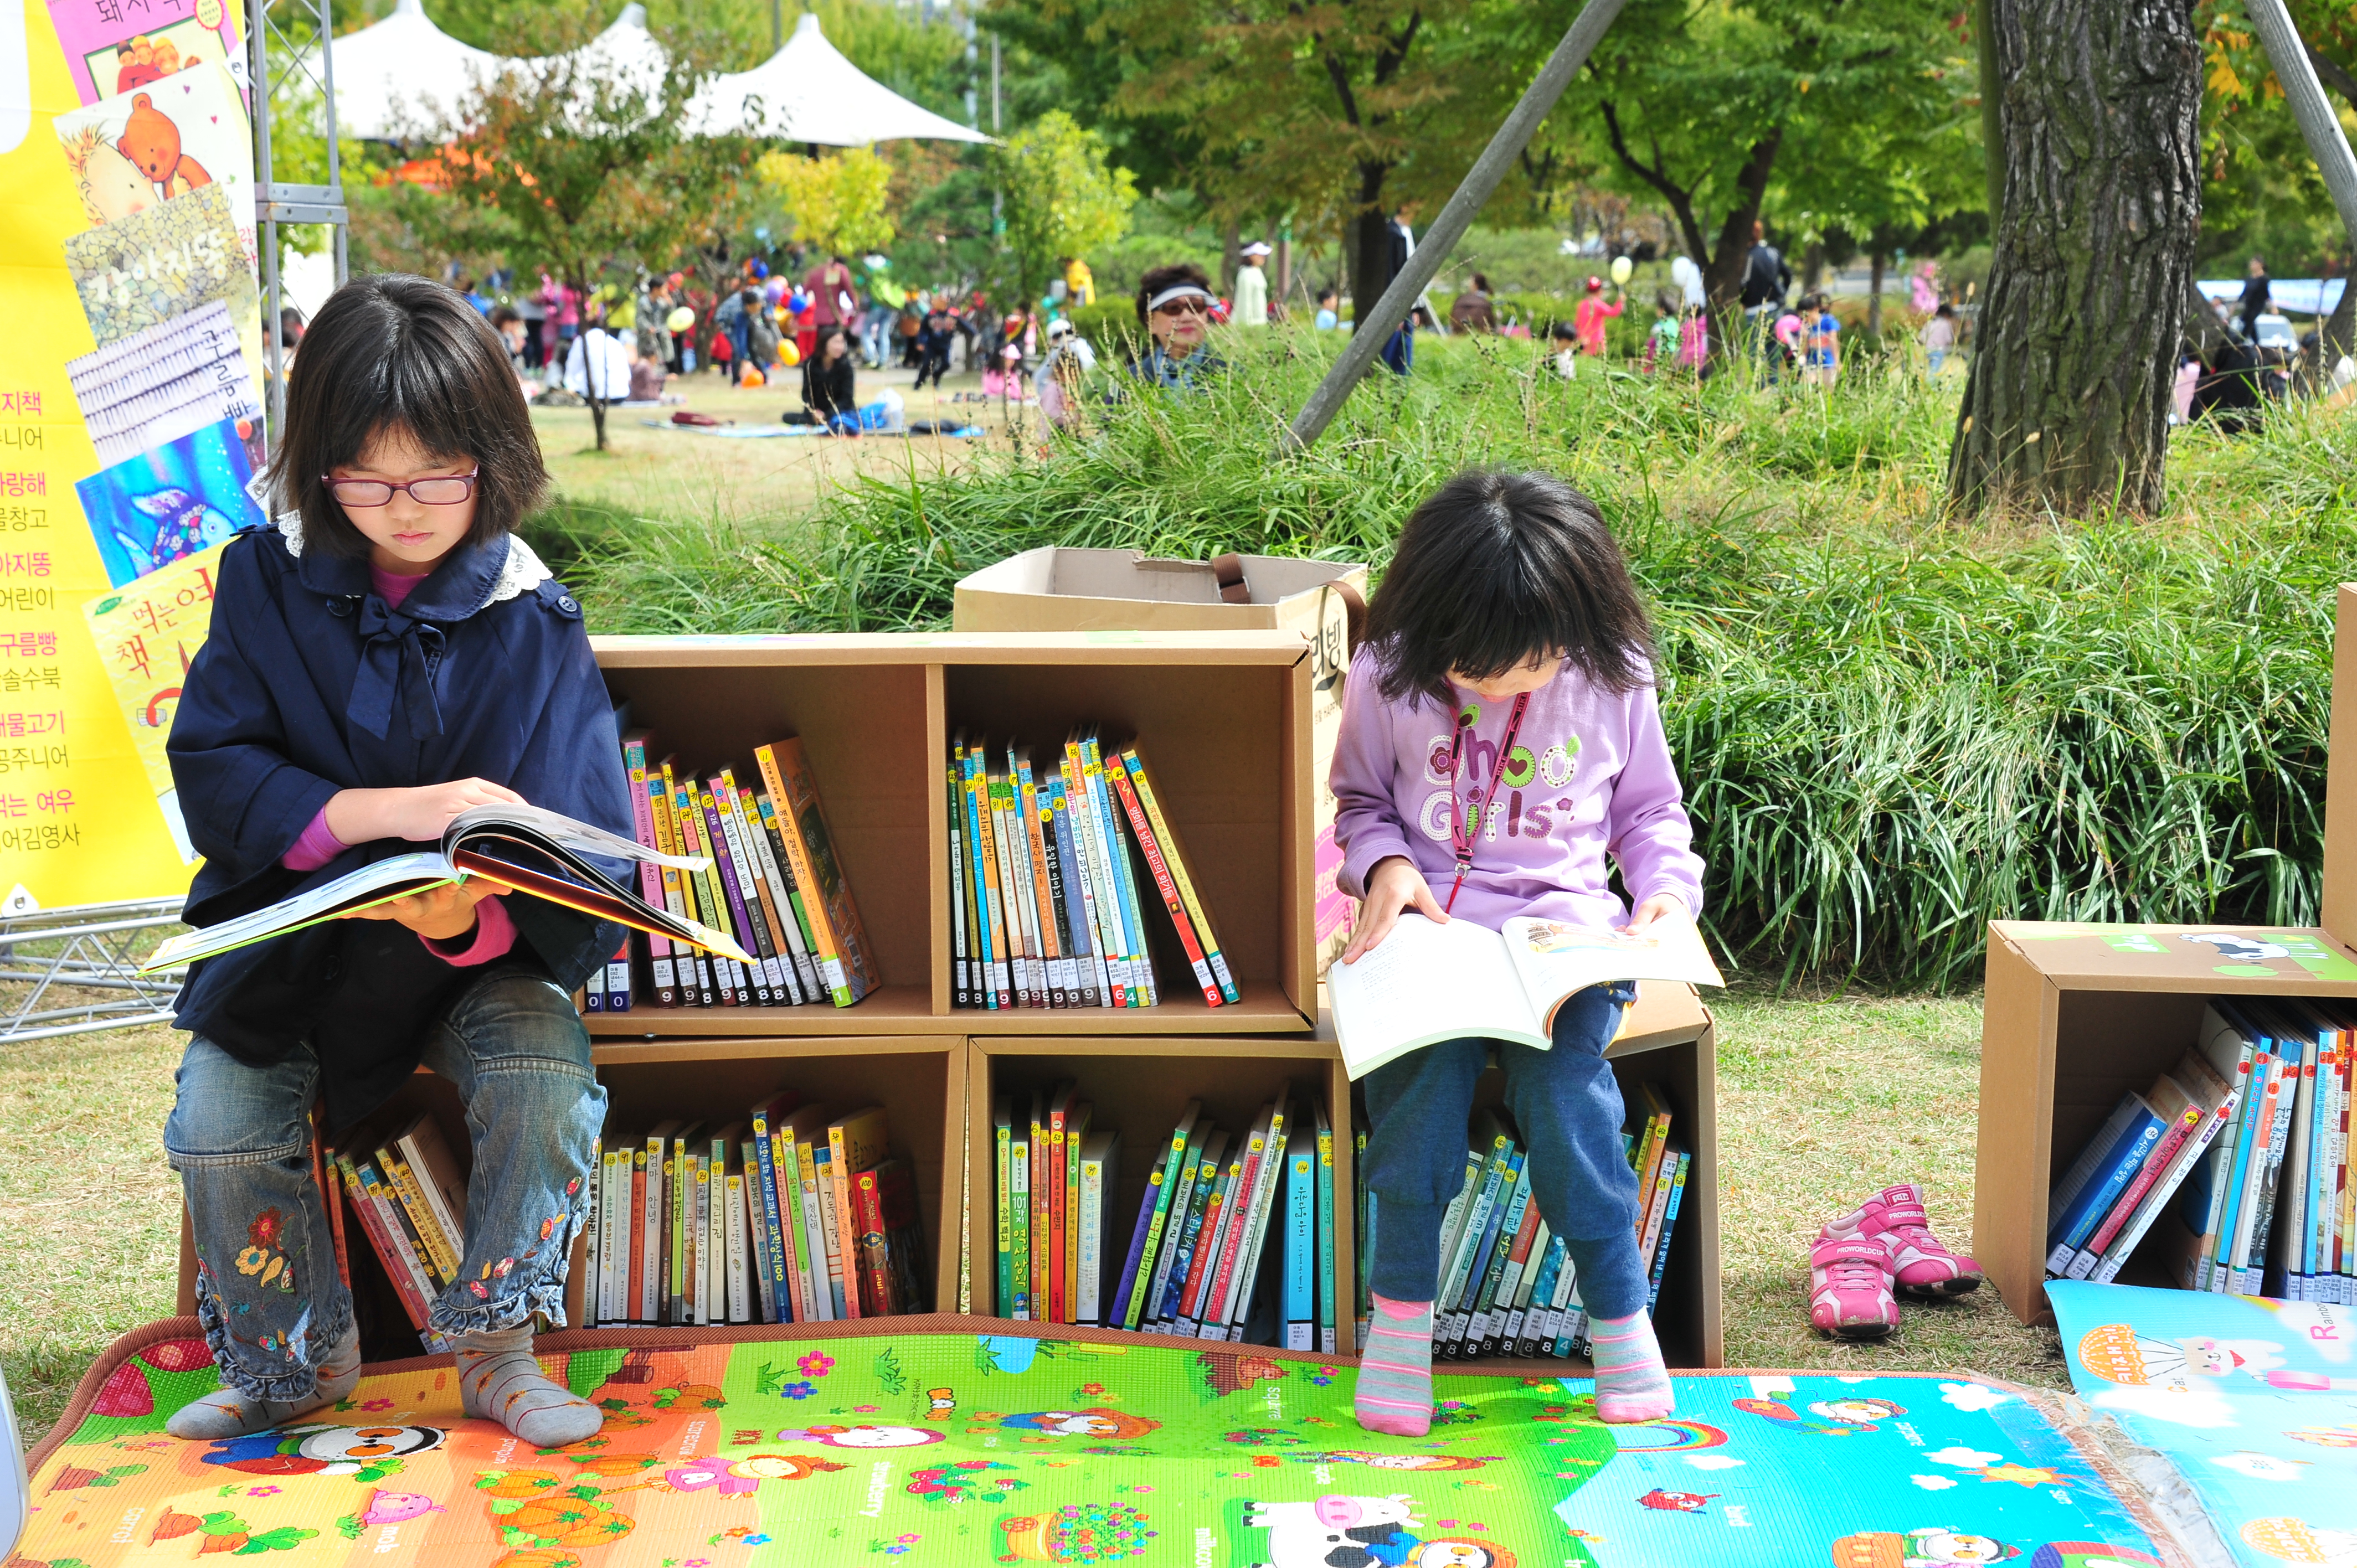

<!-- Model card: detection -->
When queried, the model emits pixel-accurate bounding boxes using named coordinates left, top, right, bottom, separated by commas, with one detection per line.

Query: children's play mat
left=18, top=1311, right=2222, bottom=1567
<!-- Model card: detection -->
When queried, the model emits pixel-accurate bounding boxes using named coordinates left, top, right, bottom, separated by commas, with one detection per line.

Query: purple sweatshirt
left=1329, top=646, right=1705, bottom=934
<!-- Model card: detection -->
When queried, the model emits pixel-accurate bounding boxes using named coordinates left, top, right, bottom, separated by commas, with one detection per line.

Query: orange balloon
left=739, top=365, right=765, bottom=388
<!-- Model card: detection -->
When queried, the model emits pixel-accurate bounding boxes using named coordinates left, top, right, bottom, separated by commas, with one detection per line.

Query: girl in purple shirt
left=1331, top=471, right=1704, bottom=1434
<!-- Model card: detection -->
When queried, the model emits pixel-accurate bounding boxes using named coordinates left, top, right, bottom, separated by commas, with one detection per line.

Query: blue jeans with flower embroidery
left=165, top=964, right=605, bottom=1401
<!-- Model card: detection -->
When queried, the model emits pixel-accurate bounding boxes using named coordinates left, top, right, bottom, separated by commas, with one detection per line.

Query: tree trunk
left=1800, top=239, right=1825, bottom=295
left=1221, top=220, right=1242, bottom=296
left=589, top=388, right=609, bottom=451
left=1948, top=0, right=2203, bottom=517
left=1348, top=162, right=1393, bottom=337
left=1868, top=250, right=1886, bottom=341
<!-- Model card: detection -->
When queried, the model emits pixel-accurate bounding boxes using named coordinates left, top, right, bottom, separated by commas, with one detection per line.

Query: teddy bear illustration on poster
left=52, top=60, right=255, bottom=262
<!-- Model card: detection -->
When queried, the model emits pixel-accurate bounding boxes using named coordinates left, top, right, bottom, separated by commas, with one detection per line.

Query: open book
left=1327, top=912, right=1725, bottom=1079
left=142, top=802, right=755, bottom=972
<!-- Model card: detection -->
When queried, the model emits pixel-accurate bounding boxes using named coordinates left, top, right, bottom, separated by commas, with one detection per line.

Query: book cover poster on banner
left=0, top=0, right=263, bottom=905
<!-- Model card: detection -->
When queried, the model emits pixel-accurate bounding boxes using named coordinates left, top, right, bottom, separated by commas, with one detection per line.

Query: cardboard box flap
left=2324, top=582, right=2357, bottom=947
left=955, top=546, right=1367, bottom=632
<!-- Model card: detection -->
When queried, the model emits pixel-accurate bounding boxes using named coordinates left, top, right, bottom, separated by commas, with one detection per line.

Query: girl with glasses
left=161, top=274, right=633, bottom=1450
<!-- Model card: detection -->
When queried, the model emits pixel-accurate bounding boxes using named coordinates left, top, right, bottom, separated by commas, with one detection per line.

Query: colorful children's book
left=755, top=736, right=877, bottom=1005
left=45, top=0, right=248, bottom=108
left=53, top=63, right=256, bottom=259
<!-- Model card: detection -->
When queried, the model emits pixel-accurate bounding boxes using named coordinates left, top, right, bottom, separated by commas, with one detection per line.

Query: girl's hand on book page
left=340, top=878, right=512, bottom=941
left=1619, top=893, right=1687, bottom=935
left=324, top=778, right=526, bottom=844
left=1340, top=855, right=1447, bottom=963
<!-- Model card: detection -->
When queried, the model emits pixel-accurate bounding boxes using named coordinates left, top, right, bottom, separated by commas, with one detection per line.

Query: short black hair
left=265, top=273, right=547, bottom=559
left=1318, top=287, right=1339, bottom=303
left=1136, top=262, right=1212, bottom=326
left=1362, top=471, right=1655, bottom=709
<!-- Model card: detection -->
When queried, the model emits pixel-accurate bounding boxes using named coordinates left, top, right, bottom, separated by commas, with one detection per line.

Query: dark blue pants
left=1360, top=981, right=1648, bottom=1318
left=1380, top=322, right=1414, bottom=375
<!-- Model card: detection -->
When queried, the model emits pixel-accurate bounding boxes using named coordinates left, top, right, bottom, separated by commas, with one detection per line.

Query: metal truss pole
left=248, top=0, right=353, bottom=457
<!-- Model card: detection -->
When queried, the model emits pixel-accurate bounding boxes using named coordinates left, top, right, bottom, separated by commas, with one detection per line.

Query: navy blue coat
left=167, top=525, right=632, bottom=1131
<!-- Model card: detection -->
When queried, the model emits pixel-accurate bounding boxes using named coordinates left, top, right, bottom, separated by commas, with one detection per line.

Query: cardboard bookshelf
left=1975, top=582, right=2357, bottom=1325
left=960, top=983, right=1721, bottom=1368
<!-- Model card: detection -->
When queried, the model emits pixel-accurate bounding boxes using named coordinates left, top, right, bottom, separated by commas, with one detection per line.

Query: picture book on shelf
left=1327, top=911, right=1725, bottom=1078
left=142, top=801, right=748, bottom=971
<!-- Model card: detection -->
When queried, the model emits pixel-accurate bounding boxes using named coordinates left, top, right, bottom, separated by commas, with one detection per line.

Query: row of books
left=583, top=1097, right=927, bottom=1327
left=952, top=732, right=1238, bottom=1010
left=589, top=728, right=877, bottom=1012
left=1342, top=1089, right=1691, bottom=1361
left=2046, top=999, right=2354, bottom=1302
left=323, top=1113, right=469, bottom=1353
left=995, top=1089, right=1338, bottom=1350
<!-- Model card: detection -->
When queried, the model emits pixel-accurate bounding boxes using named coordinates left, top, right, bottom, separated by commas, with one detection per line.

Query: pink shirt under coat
left=1328, top=646, right=1706, bottom=935
left=278, top=561, right=517, bottom=966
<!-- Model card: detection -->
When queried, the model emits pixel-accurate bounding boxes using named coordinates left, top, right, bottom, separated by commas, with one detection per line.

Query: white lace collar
left=277, top=511, right=552, bottom=607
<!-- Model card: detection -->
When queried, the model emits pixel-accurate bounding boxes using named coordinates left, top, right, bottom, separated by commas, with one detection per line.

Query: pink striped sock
left=1354, top=1293, right=1434, bottom=1437
left=1588, top=1308, right=1674, bottom=1423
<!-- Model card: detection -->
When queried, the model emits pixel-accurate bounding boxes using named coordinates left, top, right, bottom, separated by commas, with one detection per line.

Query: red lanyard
left=1444, top=691, right=1529, bottom=912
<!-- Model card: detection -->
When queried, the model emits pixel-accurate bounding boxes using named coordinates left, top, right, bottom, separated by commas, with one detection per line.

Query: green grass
left=0, top=1021, right=183, bottom=1450
left=529, top=327, right=2357, bottom=989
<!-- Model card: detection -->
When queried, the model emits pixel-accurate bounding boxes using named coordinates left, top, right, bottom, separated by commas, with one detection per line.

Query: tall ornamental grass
left=531, top=331, right=2357, bottom=988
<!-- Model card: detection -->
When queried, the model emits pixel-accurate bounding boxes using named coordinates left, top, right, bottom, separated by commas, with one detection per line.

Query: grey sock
left=455, top=1324, right=602, bottom=1447
left=166, top=1322, right=361, bottom=1441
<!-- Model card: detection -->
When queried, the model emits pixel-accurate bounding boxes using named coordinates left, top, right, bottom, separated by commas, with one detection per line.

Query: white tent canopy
left=326, top=0, right=503, bottom=140
left=520, top=2, right=667, bottom=104
left=691, top=11, right=990, bottom=145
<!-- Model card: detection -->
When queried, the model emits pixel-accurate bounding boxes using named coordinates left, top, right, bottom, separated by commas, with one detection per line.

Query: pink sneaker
left=1820, top=1183, right=1983, bottom=1299
left=1809, top=1235, right=1898, bottom=1340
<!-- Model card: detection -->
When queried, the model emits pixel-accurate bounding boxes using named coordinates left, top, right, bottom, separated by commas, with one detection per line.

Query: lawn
left=528, top=362, right=1022, bottom=528
left=0, top=988, right=2054, bottom=1454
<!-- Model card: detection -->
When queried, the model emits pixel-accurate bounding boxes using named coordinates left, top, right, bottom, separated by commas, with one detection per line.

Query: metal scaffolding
left=248, top=0, right=353, bottom=450
left=0, top=898, right=189, bottom=1044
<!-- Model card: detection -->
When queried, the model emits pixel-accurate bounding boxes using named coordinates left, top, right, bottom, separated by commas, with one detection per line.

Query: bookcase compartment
left=593, top=1034, right=965, bottom=1322
left=591, top=645, right=938, bottom=1029
left=1976, top=925, right=2357, bottom=1323
left=964, top=1036, right=1356, bottom=1354
left=1347, top=983, right=1721, bottom=1373
left=943, top=651, right=1311, bottom=1032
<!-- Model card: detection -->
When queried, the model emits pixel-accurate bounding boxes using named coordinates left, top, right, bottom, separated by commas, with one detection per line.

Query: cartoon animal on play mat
left=115, top=91, right=213, bottom=199
left=2071, top=1323, right=2328, bottom=1393
left=979, top=1408, right=1162, bottom=1441
left=1239, top=1495, right=1515, bottom=1568
left=1637, top=1488, right=1717, bottom=1513
left=1829, top=1528, right=2020, bottom=1567
left=111, top=486, right=240, bottom=578
left=202, top=1423, right=446, bottom=1478
left=1735, top=1394, right=1905, bottom=1435
left=775, top=1422, right=946, bottom=1449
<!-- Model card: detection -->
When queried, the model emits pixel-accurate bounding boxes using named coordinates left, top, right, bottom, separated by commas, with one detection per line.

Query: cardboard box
left=1974, top=582, right=2357, bottom=1324
left=955, top=549, right=1369, bottom=973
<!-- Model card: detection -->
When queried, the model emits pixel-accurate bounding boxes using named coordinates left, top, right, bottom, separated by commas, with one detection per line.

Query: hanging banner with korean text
left=0, top=0, right=259, bottom=906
